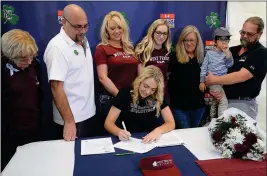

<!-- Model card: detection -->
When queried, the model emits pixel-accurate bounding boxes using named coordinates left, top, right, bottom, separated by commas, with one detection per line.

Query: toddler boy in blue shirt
left=200, top=27, right=233, bottom=118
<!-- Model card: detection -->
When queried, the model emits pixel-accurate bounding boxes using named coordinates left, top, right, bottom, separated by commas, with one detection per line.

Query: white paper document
left=113, top=131, right=183, bottom=153
left=156, top=131, right=184, bottom=147
left=113, top=137, right=156, bottom=153
left=81, top=137, right=115, bottom=155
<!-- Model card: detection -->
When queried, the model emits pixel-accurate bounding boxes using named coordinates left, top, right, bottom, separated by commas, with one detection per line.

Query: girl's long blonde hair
left=135, top=19, right=171, bottom=66
left=99, top=11, right=135, bottom=56
left=176, top=25, right=204, bottom=64
left=131, top=65, right=164, bottom=117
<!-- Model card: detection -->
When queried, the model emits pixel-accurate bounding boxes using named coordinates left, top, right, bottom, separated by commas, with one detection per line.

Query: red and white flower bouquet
left=208, top=108, right=266, bottom=161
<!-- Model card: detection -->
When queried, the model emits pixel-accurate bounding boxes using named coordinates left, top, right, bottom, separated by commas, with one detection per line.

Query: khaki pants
left=209, top=85, right=228, bottom=118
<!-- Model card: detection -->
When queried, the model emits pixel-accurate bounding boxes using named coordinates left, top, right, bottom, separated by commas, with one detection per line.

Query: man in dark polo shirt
left=205, top=16, right=267, bottom=119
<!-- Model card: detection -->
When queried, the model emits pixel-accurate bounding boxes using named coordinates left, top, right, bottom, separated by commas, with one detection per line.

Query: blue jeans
left=171, top=108, right=205, bottom=129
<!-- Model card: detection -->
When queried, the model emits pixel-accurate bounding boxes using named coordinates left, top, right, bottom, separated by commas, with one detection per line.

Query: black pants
left=54, top=115, right=104, bottom=139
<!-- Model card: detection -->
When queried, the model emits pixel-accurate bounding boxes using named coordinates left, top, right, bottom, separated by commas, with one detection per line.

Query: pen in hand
left=119, top=121, right=131, bottom=141
left=122, top=121, right=127, bottom=131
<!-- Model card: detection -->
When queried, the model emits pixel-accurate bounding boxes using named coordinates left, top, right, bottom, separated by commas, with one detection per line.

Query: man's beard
left=240, top=38, right=250, bottom=48
left=75, top=34, right=85, bottom=42
left=240, top=37, right=258, bottom=48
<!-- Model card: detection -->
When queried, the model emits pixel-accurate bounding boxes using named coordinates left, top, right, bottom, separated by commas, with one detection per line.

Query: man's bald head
left=62, top=4, right=88, bottom=44
left=63, top=4, right=87, bottom=21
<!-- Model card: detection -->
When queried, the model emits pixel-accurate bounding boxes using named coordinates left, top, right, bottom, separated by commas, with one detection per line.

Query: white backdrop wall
left=226, top=2, right=266, bottom=132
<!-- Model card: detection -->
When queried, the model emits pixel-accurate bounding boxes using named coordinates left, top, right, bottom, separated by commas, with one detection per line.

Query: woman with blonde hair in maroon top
left=94, top=11, right=139, bottom=130
left=135, top=19, right=171, bottom=91
left=135, top=19, right=172, bottom=124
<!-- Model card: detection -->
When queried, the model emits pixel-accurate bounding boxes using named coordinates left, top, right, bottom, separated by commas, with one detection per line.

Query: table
left=2, top=127, right=264, bottom=176
left=73, top=132, right=205, bottom=176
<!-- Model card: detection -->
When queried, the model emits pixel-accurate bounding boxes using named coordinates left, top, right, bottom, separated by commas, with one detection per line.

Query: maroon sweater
left=2, top=56, right=41, bottom=130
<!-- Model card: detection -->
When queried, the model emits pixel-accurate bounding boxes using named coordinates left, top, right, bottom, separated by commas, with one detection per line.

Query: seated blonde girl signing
left=104, top=65, right=175, bottom=143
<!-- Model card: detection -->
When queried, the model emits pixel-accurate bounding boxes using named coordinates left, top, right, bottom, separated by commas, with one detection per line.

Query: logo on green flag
left=206, top=12, right=221, bottom=29
left=1, top=5, right=19, bottom=25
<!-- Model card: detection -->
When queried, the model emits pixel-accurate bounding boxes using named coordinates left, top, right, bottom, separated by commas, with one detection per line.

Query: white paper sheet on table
left=113, top=137, right=156, bottom=153
left=156, top=131, right=184, bottom=147
left=113, top=131, right=183, bottom=153
left=81, top=137, right=115, bottom=155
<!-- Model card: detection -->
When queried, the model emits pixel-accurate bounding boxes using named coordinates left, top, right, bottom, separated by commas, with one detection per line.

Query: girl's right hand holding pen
left=118, top=129, right=131, bottom=141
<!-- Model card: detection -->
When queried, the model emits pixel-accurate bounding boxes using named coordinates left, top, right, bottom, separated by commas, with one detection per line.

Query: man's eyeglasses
left=239, top=30, right=258, bottom=38
left=154, top=31, right=168, bottom=37
left=63, top=16, right=90, bottom=31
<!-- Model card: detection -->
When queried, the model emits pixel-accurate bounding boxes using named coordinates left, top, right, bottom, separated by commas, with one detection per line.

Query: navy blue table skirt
left=73, top=133, right=205, bottom=176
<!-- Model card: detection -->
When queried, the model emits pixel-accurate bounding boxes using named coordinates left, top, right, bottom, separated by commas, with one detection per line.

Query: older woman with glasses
left=1, top=29, right=53, bottom=170
left=167, top=25, right=206, bottom=129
